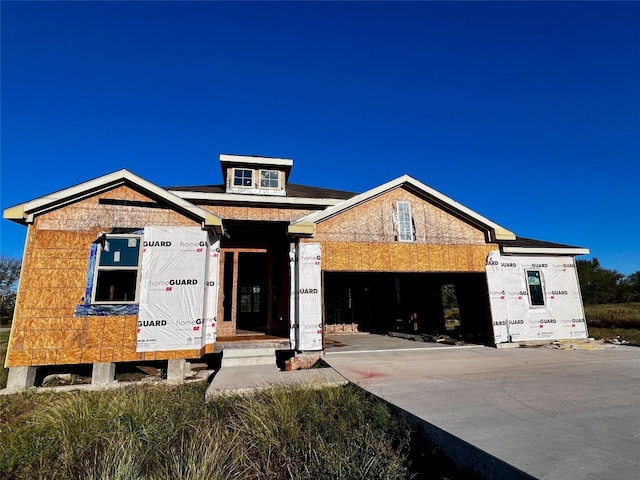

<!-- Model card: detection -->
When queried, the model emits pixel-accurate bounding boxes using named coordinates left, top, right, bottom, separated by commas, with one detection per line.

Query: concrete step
left=221, top=347, right=277, bottom=367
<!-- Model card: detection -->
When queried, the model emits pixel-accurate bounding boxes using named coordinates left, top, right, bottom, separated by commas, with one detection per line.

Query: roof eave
left=3, top=169, right=224, bottom=230
left=501, top=246, right=590, bottom=255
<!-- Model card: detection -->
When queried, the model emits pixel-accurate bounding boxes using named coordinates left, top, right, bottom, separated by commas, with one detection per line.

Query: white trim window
left=526, top=270, right=545, bottom=307
left=260, top=170, right=279, bottom=189
left=233, top=169, right=253, bottom=187
left=93, top=235, right=143, bottom=303
left=396, top=201, right=414, bottom=242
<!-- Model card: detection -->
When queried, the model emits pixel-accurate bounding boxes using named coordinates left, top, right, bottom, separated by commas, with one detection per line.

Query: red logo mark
left=518, top=296, right=522, bottom=300
left=137, top=328, right=140, bottom=333
left=316, top=329, right=322, bottom=334
left=197, top=248, right=203, bottom=252
left=193, top=326, right=200, bottom=331
left=571, top=324, right=576, bottom=327
left=500, top=295, right=505, bottom=300
left=166, top=286, right=172, bottom=292
left=539, top=324, right=544, bottom=328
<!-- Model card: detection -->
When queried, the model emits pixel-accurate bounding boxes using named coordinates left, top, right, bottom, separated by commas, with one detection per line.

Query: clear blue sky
left=1, top=1, right=639, bottom=274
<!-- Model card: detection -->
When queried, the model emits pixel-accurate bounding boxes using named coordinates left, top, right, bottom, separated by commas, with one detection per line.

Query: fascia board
left=294, top=176, right=411, bottom=225
left=11, top=169, right=222, bottom=227
left=287, top=221, right=315, bottom=236
left=169, top=190, right=345, bottom=207
left=502, top=246, right=590, bottom=255
left=403, top=176, right=515, bottom=239
left=3, top=204, right=26, bottom=223
left=219, top=154, right=293, bottom=167
left=18, top=170, right=129, bottom=213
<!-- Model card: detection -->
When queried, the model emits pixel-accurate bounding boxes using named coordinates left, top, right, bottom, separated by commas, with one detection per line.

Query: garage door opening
left=324, top=272, right=493, bottom=344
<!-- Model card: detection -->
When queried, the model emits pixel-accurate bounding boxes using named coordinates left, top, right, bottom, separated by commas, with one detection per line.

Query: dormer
left=220, top=154, right=293, bottom=196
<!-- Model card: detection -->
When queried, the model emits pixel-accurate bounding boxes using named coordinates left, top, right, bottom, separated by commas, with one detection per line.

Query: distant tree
left=576, top=258, right=625, bottom=304
left=0, top=256, right=21, bottom=325
left=620, top=271, right=640, bottom=303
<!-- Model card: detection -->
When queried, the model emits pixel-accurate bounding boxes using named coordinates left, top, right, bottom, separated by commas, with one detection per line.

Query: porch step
left=221, top=347, right=277, bottom=367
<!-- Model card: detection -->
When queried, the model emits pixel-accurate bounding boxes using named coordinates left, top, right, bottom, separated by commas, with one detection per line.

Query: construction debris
left=604, top=336, right=630, bottom=345
left=136, top=365, right=162, bottom=377
left=387, top=331, right=465, bottom=346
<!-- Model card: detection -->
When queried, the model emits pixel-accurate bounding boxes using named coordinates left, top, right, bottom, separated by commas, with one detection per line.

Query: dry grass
left=584, top=303, right=640, bottom=329
left=585, top=303, right=640, bottom=346
left=0, top=382, right=416, bottom=480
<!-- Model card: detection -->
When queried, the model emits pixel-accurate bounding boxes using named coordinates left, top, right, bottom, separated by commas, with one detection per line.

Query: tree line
left=577, top=258, right=640, bottom=305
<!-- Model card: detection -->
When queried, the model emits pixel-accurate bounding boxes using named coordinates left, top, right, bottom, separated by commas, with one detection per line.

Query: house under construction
left=3, top=154, right=589, bottom=390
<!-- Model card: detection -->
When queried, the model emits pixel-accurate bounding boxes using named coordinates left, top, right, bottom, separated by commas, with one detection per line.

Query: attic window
left=93, top=236, right=142, bottom=303
left=396, top=201, right=414, bottom=242
left=233, top=169, right=253, bottom=187
left=260, top=170, right=279, bottom=189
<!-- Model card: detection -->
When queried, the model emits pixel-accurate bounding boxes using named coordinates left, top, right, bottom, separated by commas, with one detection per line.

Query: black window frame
left=526, top=269, right=546, bottom=307
left=92, top=234, right=143, bottom=304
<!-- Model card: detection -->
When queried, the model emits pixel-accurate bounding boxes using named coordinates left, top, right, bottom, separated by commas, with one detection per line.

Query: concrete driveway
left=323, top=337, right=640, bottom=480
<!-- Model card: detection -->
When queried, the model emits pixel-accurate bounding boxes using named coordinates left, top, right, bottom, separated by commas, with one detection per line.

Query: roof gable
left=3, top=169, right=223, bottom=232
left=289, top=174, right=515, bottom=241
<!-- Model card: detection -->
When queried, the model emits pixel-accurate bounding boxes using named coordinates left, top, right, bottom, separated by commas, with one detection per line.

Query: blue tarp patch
left=74, top=304, right=139, bottom=317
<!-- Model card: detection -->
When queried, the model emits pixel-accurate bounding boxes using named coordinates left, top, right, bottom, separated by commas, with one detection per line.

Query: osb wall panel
left=5, top=189, right=210, bottom=368
left=314, top=242, right=496, bottom=273
left=36, top=185, right=199, bottom=231
left=203, top=205, right=317, bottom=223
left=314, top=186, right=487, bottom=245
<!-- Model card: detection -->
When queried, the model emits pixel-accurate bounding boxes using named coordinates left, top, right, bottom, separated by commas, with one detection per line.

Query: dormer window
left=221, top=154, right=292, bottom=196
left=260, top=170, right=279, bottom=189
left=233, top=169, right=253, bottom=187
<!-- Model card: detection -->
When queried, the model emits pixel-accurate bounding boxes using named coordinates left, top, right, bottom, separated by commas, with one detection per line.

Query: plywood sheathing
left=313, top=186, right=487, bottom=245
left=5, top=187, right=211, bottom=368
left=35, top=185, right=200, bottom=231
left=314, top=242, right=495, bottom=273
left=203, top=205, right=316, bottom=223
left=301, top=187, right=497, bottom=273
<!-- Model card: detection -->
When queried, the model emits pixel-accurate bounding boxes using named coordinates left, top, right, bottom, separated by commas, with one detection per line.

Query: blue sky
left=1, top=1, right=639, bottom=274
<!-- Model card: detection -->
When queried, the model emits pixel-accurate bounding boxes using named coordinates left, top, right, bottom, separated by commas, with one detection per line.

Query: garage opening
left=324, top=272, right=493, bottom=344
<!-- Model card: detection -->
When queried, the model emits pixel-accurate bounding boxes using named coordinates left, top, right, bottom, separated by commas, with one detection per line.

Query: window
left=233, top=169, right=253, bottom=187
left=526, top=270, right=545, bottom=306
left=93, top=236, right=142, bottom=303
left=259, top=170, right=279, bottom=189
left=396, top=201, right=414, bottom=242
left=240, top=286, right=261, bottom=312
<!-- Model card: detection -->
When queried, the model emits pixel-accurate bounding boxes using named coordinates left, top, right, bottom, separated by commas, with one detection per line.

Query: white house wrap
left=202, top=237, right=221, bottom=346
left=297, top=243, right=323, bottom=351
left=137, top=227, right=208, bottom=352
left=486, top=250, right=588, bottom=344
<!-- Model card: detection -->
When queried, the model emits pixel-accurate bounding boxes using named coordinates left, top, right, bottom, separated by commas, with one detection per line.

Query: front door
left=236, top=252, right=268, bottom=332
